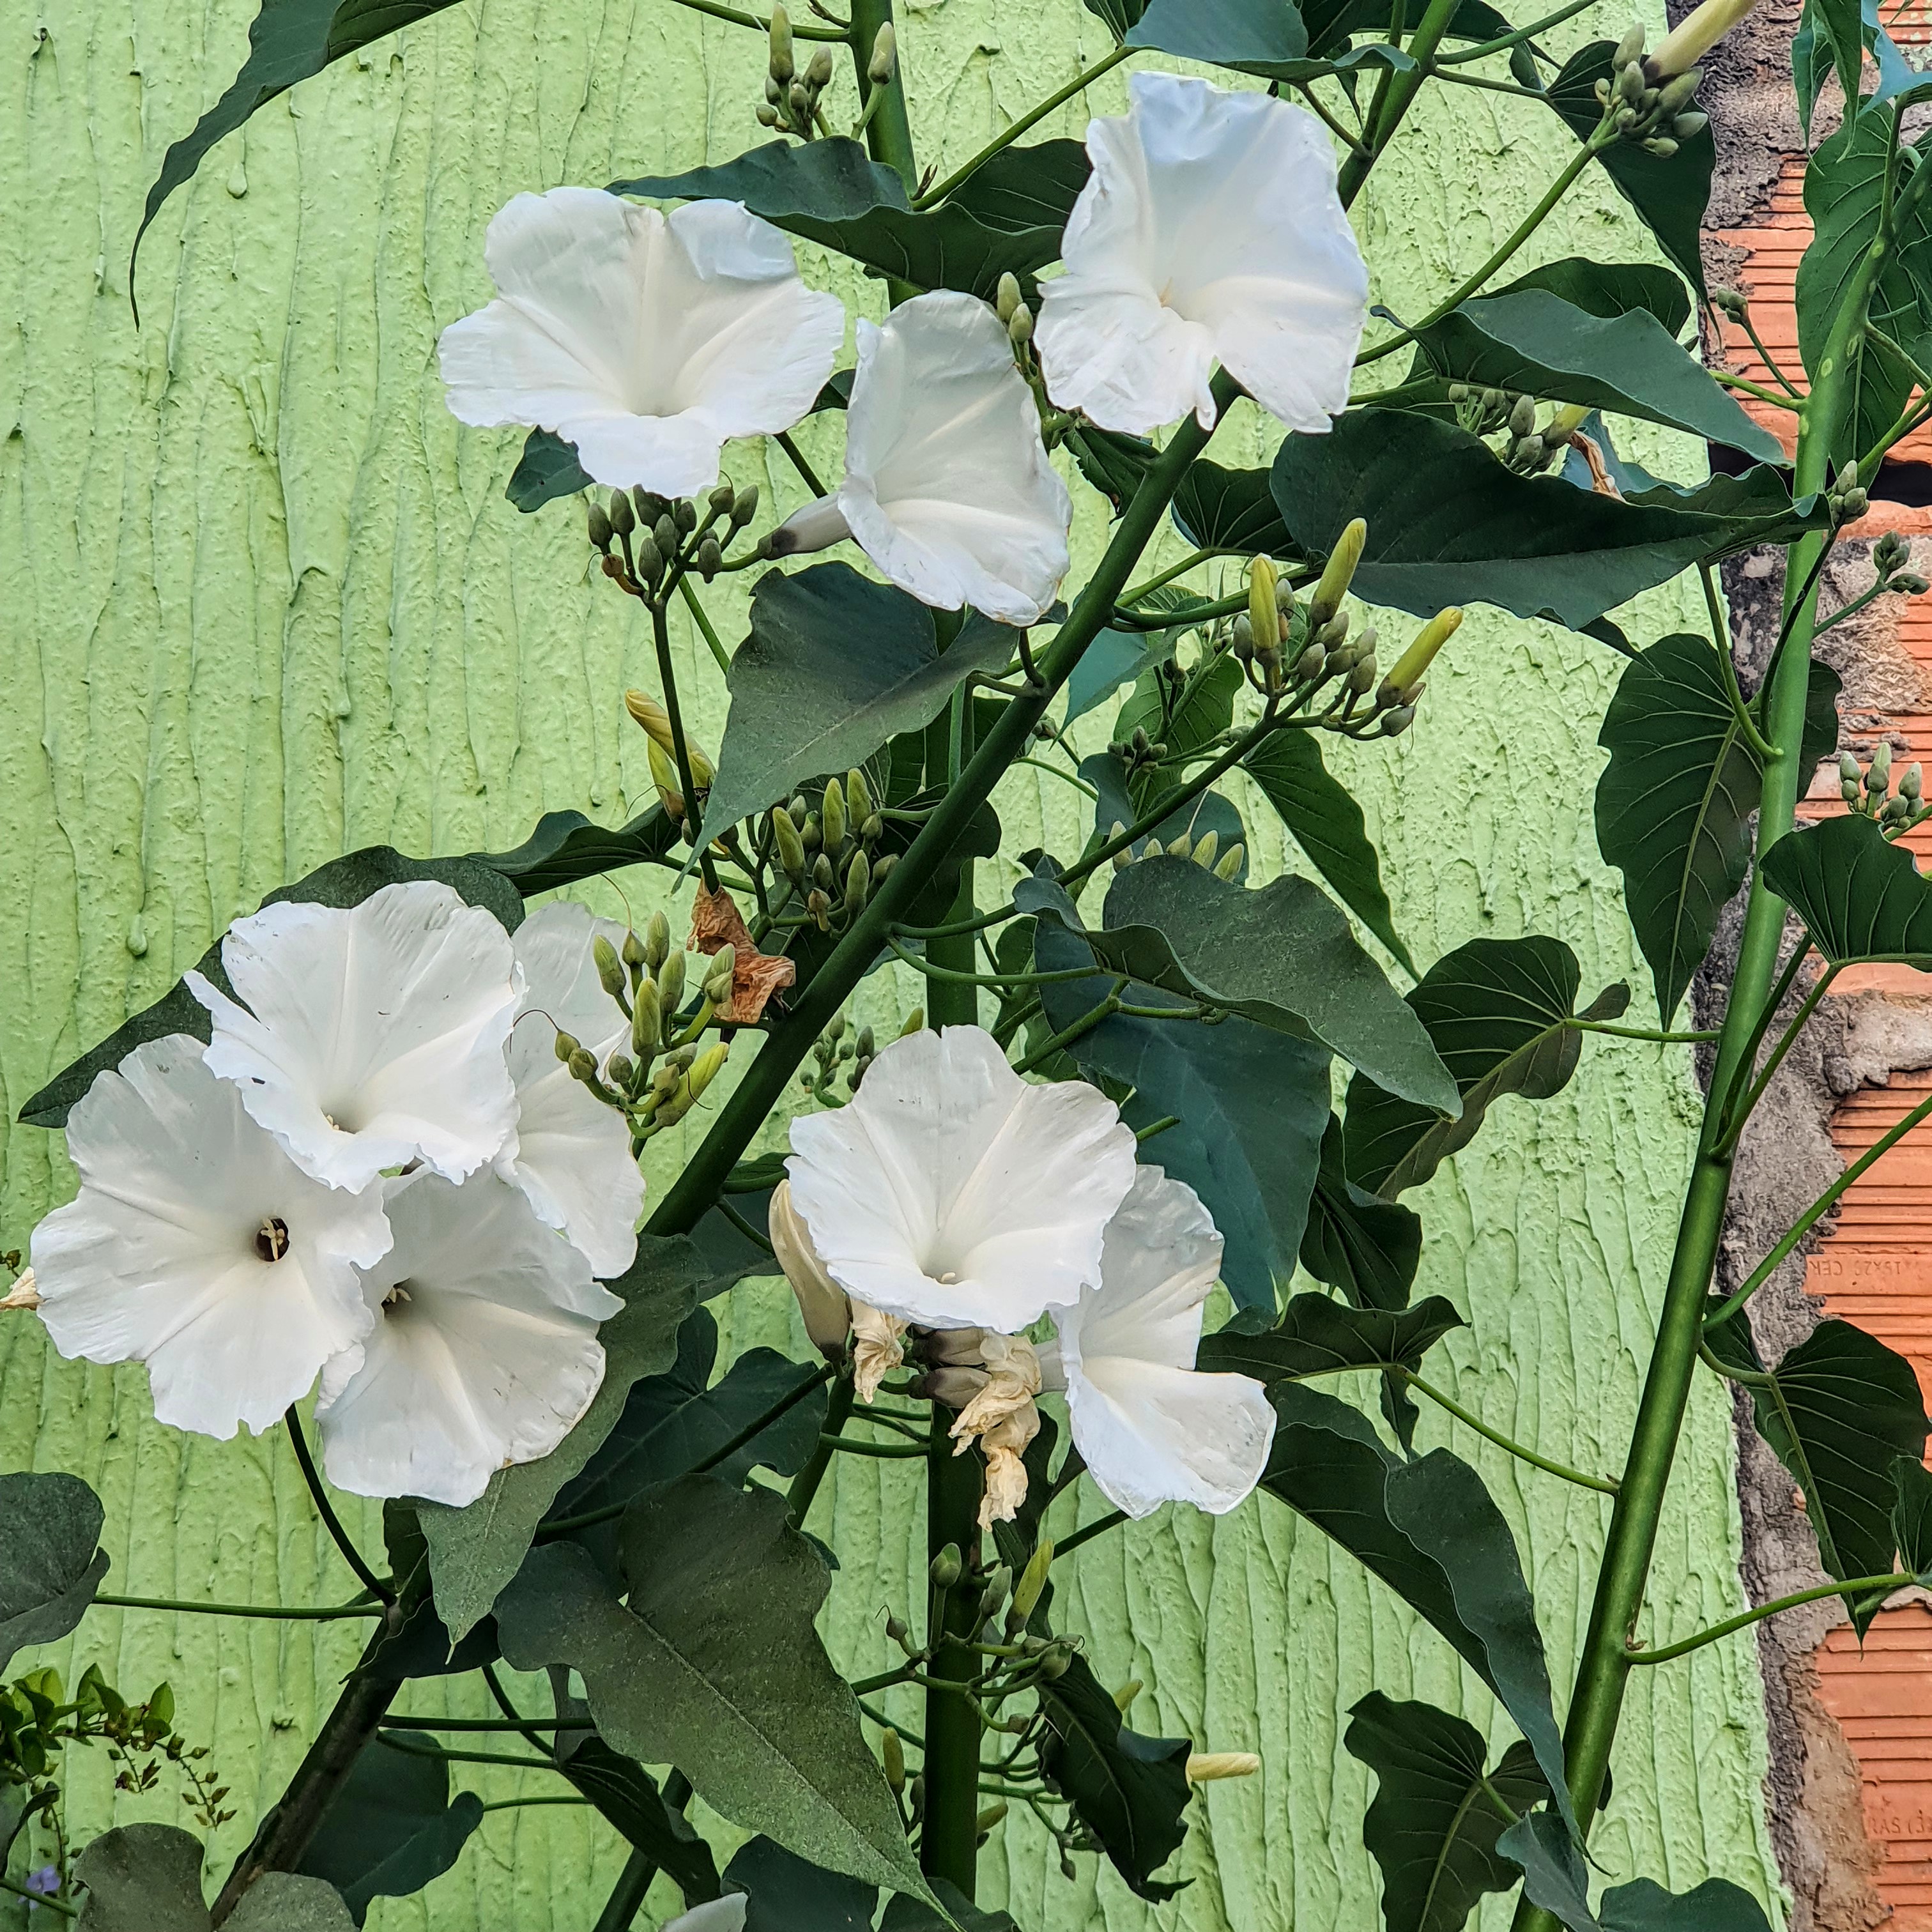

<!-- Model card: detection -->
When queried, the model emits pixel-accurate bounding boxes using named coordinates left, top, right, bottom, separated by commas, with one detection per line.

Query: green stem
left=1572, top=1020, right=1719, bottom=1043
left=592, top=1773, right=694, bottom=1932
left=1712, top=965, right=1839, bottom=1155
left=821, top=1434, right=928, bottom=1459
left=1511, top=158, right=1889, bottom=1932
left=376, top=1734, right=563, bottom=1772
left=1627, top=1573, right=1912, bottom=1665
left=923, top=1407, right=985, bottom=1897
left=1008, top=985, right=1125, bottom=1075
left=916, top=43, right=1134, bottom=206
left=284, top=1407, right=392, bottom=1604
left=1402, top=1373, right=1620, bottom=1494
left=884, top=933, right=1110, bottom=987
left=0, top=1874, right=75, bottom=1919
left=663, top=0, right=848, bottom=35
left=1733, top=305, right=1805, bottom=397
left=650, top=599, right=719, bottom=895
left=479, top=1795, right=595, bottom=1813
left=383, top=1716, right=594, bottom=1733
left=1337, top=0, right=1473, bottom=208
left=1813, top=576, right=1898, bottom=637
left=93, top=1593, right=383, bottom=1622
left=1055, top=1507, right=1130, bottom=1556
left=1716, top=369, right=1805, bottom=412
left=774, top=430, right=829, bottom=498
left=678, top=576, right=733, bottom=676
left=1120, top=547, right=1218, bottom=606
left=1435, top=0, right=1595, bottom=60
left=788, top=1377, right=858, bottom=1528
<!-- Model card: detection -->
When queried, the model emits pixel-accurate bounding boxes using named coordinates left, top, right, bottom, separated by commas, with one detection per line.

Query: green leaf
left=298, top=1736, right=482, bottom=1924
left=696, top=564, right=1022, bottom=850
left=1597, top=634, right=1841, bottom=1022
left=134, top=0, right=464, bottom=292
left=1895, top=1454, right=1932, bottom=1577
left=1545, top=44, right=1713, bottom=295
left=1704, top=1304, right=1928, bottom=1626
left=1031, top=898, right=1331, bottom=1319
left=1272, top=411, right=1823, bottom=630
left=611, top=141, right=1057, bottom=302
left=1411, top=291, right=1781, bottom=460
left=1099, top=857, right=1459, bottom=1111
left=505, top=429, right=591, bottom=513
left=1243, top=732, right=1414, bottom=972
left=880, top=1880, right=1021, bottom=1931
left=726, top=1836, right=877, bottom=1931
left=1038, top=1653, right=1192, bottom=1901
left=1172, top=461, right=1296, bottom=556
left=1080, top=752, right=1248, bottom=884
left=75, top=1825, right=358, bottom=1932
left=1599, top=1877, right=1777, bottom=1932
left=0, top=1473, right=109, bottom=1673
left=1066, top=423, right=1158, bottom=512
left=495, top=1479, right=930, bottom=1903
left=1299, top=0, right=1512, bottom=56
left=1484, top=257, right=1692, bottom=336
left=1344, top=1692, right=1551, bottom=1932
left=1300, top=1116, right=1423, bottom=1312
left=1123, top=0, right=1309, bottom=69
left=417, top=1235, right=714, bottom=1644
left=1499, top=1812, right=1597, bottom=1931
left=467, top=805, right=680, bottom=899
left=19, top=846, right=525, bottom=1130
left=941, top=141, right=1091, bottom=233
left=1344, top=937, right=1624, bottom=1199
left=1260, top=1384, right=1578, bottom=1836
left=1763, top=811, right=1932, bottom=967
left=1112, top=654, right=1246, bottom=819
left=1064, top=627, right=1183, bottom=730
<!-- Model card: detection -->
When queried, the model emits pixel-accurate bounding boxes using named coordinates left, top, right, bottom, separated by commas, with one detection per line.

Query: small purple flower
left=24, top=1865, right=59, bottom=1912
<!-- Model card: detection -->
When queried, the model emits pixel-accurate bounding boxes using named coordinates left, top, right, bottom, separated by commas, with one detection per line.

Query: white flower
left=785, top=1025, right=1136, bottom=1333
left=664, top=1900, right=747, bottom=1932
left=438, top=187, right=845, bottom=497
left=496, top=901, right=645, bottom=1278
left=1041, top=1167, right=1276, bottom=1519
left=30, top=1038, right=390, bottom=1440
left=187, top=882, right=523, bottom=1195
left=314, top=1170, right=622, bottom=1507
left=769, top=291, right=1072, bottom=625
left=1035, top=72, right=1368, bottom=436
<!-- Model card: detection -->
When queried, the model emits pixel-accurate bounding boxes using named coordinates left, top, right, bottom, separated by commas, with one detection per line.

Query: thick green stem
left=923, top=1407, right=985, bottom=1897
left=1510, top=169, right=1887, bottom=1932
left=1336, top=0, right=1466, bottom=208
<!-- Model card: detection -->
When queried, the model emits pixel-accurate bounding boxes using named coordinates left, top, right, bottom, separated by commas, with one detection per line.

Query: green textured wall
left=0, top=1, right=1786, bottom=1925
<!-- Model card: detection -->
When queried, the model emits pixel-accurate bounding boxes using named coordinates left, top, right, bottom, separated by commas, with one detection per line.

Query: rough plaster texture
left=0, top=1, right=1787, bottom=1925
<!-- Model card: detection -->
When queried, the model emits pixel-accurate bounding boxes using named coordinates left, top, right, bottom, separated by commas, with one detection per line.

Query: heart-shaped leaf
left=1300, top=1116, right=1423, bottom=1312
left=1763, top=811, right=1932, bottom=967
left=1170, top=461, right=1296, bottom=556
left=0, top=1473, right=109, bottom=1673
left=468, top=805, right=680, bottom=898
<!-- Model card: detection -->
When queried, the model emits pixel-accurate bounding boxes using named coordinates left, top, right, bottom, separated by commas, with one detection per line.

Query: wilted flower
left=1041, top=1167, right=1275, bottom=1519
left=187, top=882, right=523, bottom=1194
left=1036, top=72, right=1368, bottom=436
left=785, top=1025, right=1137, bottom=1333
left=314, top=1170, right=622, bottom=1506
left=947, top=1330, right=1043, bottom=1529
left=496, top=901, right=646, bottom=1278
left=438, top=187, right=845, bottom=496
left=31, top=1038, right=390, bottom=1439
left=769, top=291, right=1072, bottom=625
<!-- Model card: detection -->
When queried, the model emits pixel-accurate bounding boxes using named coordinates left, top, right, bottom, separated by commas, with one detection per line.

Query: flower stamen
left=255, top=1217, right=290, bottom=1264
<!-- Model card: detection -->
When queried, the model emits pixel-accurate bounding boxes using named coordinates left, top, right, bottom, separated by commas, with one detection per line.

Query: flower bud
left=882, top=1728, right=905, bottom=1791
left=1349, top=650, right=1377, bottom=694
left=642, top=908, right=670, bottom=972
left=608, top=489, right=635, bottom=537
left=658, top=947, right=686, bottom=1014
left=1616, top=57, right=1646, bottom=102
left=1673, top=109, right=1709, bottom=140
left=1038, top=1643, right=1072, bottom=1681
left=1191, top=829, right=1220, bottom=870
left=873, top=852, right=898, bottom=885
left=587, top=500, right=613, bottom=553
left=1650, top=0, right=1754, bottom=77
left=1109, top=820, right=1133, bottom=870
left=976, top=1802, right=1008, bottom=1838
left=1840, top=749, right=1863, bottom=786
left=1215, top=841, right=1245, bottom=880
left=1186, top=1752, right=1262, bottom=1783
left=1009, top=1537, right=1054, bottom=1630
left=1905, top=762, right=1923, bottom=800
left=1508, top=394, right=1537, bottom=440
left=802, top=811, right=822, bottom=853
left=814, top=851, right=836, bottom=893
left=632, top=978, right=662, bottom=1055
left=1008, top=303, right=1034, bottom=347
left=1167, top=831, right=1193, bottom=858
left=1613, top=22, right=1647, bottom=68
left=647, top=740, right=684, bottom=820
left=822, top=776, right=848, bottom=851
left=1307, top=518, right=1366, bottom=631
left=696, top=535, right=723, bottom=581
left=703, top=944, right=737, bottom=1007
left=845, top=847, right=871, bottom=914
left=790, top=80, right=813, bottom=121
left=772, top=804, right=808, bottom=878
left=769, top=1179, right=850, bottom=1351
left=869, top=20, right=898, bottom=82
left=996, top=272, right=1023, bottom=325
left=807, top=45, right=835, bottom=89
left=931, top=1544, right=963, bottom=1590
left=1641, top=136, right=1679, bottom=158
left=606, top=1052, right=636, bottom=1089
left=808, top=887, right=832, bottom=930
left=1657, top=68, right=1702, bottom=114
left=1383, top=703, right=1416, bottom=735
left=1384, top=608, right=1463, bottom=694
left=632, top=530, right=664, bottom=585
left=568, top=1047, right=599, bottom=1083
left=976, top=1565, right=1013, bottom=1627
left=1544, top=402, right=1590, bottom=447
left=593, top=935, right=627, bottom=999
left=1871, top=740, right=1894, bottom=790
left=732, top=484, right=761, bottom=531
left=1248, top=555, right=1280, bottom=668
left=1294, top=642, right=1326, bottom=684
left=687, top=1041, right=728, bottom=1101
left=625, top=691, right=716, bottom=787
left=1113, top=1679, right=1142, bottom=1712
left=769, top=2, right=794, bottom=83
left=554, top=1029, right=581, bottom=1063
left=847, top=767, right=875, bottom=825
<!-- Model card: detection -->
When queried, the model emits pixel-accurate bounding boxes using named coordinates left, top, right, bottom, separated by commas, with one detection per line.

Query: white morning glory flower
left=314, top=1170, right=623, bottom=1507
left=438, top=187, right=846, bottom=498
left=1040, top=1166, right=1276, bottom=1519
left=496, top=901, right=646, bottom=1278
left=769, top=290, right=1072, bottom=625
left=1036, top=72, right=1368, bottom=436
left=665, top=1900, right=747, bottom=1932
left=785, top=1025, right=1137, bottom=1333
left=187, top=882, right=523, bottom=1195
left=30, top=1038, right=390, bottom=1440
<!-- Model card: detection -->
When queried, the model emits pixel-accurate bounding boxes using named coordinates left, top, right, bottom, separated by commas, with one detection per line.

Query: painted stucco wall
left=0, top=1, right=1786, bottom=1925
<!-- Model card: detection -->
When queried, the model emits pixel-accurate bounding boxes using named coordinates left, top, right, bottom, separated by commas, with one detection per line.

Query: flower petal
left=838, top=293, right=1071, bottom=625
left=30, top=1038, right=387, bottom=1439
left=315, top=1171, right=622, bottom=1507
left=664, top=1899, right=749, bottom=1932
left=190, top=882, right=522, bottom=1193
left=786, top=1025, right=1136, bottom=1331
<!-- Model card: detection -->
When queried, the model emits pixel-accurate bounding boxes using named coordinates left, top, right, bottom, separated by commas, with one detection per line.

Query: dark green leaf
left=1300, top=1115, right=1423, bottom=1312
left=1064, top=629, right=1183, bottom=730
left=496, top=1480, right=928, bottom=1902
left=1597, top=633, right=1841, bottom=1022
left=552, top=1724, right=721, bottom=1901
left=20, top=847, right=525, bottom=1130
left=1080, top=752, right=1248, bottom=883
left=611, top=141, right=1057, bottom=301
left=467, top=805, right=680, bottom=898
left=1344, top=1692, right=1551, bottom=1932
left=880, top=1880, right=1021, bottom=1931
left=1112, top=655, right=1246, bottom=819
left=506, top=429, right=591, bottom=513
left=941, top=141, right=1090, bottom=234
left=1261, top=1384, right=1577, bottom=1835
left=1499, top=1812, right=1597, bottom=1931
left=1038, top=1653, right=1192, bottom=1901
left=1171, top=461, right=1296, bottom=556
left=1032, top=905, right=1330, bottom=1319
left=1411, top=291, right=1780, bottom=459
left=1066, top=424, right=1157, bottom=512
left=299, top=1735, right=482, bottom=1924
left=1599, top=1877, right=1777, bottom=1932
left=1895, top=1455, right=1932, bottom=1577
left=0, top=1473, right=108, bottom=1673
left=1243, top=732, right=1414, bottom=972
left=1343, top=937, right=1623, bottom=1197
left=1124, top=0, right=1308, bottom=69
left=726, top=1836, right=877, bottom=1931
left=75, top=1824, right=357, bottom=1932
left=1705, top=1304, right=1928, bottom=1625
left=134, top=0, right=464, bottom=291
left=1099, top=857, right=1459, bottom=1110
left=1300, top=0, right=1512, bottom=56
left=1485, top=257, right=1692, bottom=335
left=697, top=564, right=1022, bottom=849
left=1272, top=411, right=1823, bottom=630
left=1763, top=811, right=1932, bottom=967
left=417, top=1235, right=716, bottom=1644
left=1545, top=44, right=1713, bottom=295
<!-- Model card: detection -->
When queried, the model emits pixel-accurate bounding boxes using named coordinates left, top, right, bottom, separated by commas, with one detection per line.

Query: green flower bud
left=808, top=887, right=832, bottom=930
left=1192, top=829, right=1220, bottom=870
left=996, top=272, right=1023, bottom=325
left=845, top=848, right=871, bottom=914
left=1508, top=394, right=1537, bottom=439
left=847, top=767, right=875, bottom=824
left=1839, top=750, right=1862, bottom=786
left=587, top=500, right=613, bottom=552
left=1657, top=67, right=1701, bottom=113
left=828, top=1012, right=848, bottom=1047
left=704, top=944, right=737, bottom=1006
left=1871, top=741, right=1894, bottom=790
left=873, top=851, right=898, bottom=886
left=1109, top=820, right=1133, bottom=871
left=1307, top=517, right=1366, bottom=631
left=1294, top=642, right=1326, bottom=683
left=868, top=21, right=898, bottom=82
left=882, top=1728, right=905, bottom=1791
left=1214, top=842, right=1245, bottom=881
left=593, top=935, right=626, bottom=999
left=788, top=792, right=809, bottom=827
left=901, top=1006, right=924, bottom=1035
left=1710, top=287, right=1749, bottom=319
left=1248, top=555, right=1280, bottom=665
left=1167, top=831, right=1193, bottom=858
left=608, top=489, right=635, bottom=537
left=1385, top=608, right=1462, bottom=694
left=1009, top=1537, right=1054, bottom=1630
left=606, top=1052, right=636, bottom=1089
left=822, top=776, right=848, bottom=851
left=814, top=851, right=836, bottom=893
left=1382, top=705, right=1416, bottom=735
left=696, top=535, right=723, bottom=581
left=976, top=1565, right=1013, bottom=1627
left=860, top=813, right=883, bottom=843
left=1038, top=1643, right=1073, bottom=1681
left=1613, top=22, right=1647, bottom=69
left=658, top=947, right=686, bottom=1014
left=976, top=1801, right=1008, bottom=1839
left=772, top=804, right=808, bottom=878
left=1905, top=763, right=1923, bottom=801
left=807, top=45, right=834, bottom=88
left=802, top=811, right=822, bottom=853
left=732, top=484, right=761, bottom=529
left=568, top=1047, right=599, bottom=1083
left=1673, top=110, right=1709, bottom=140
left=1008, top=302, right=1034, bottom=346
left=645, top=909, right=671, bottom=971
left=709, top=480, right=738, bottom=516
left=632, top=979, right=662, bottom=1056
left=1112, top=1678, right=1143, bottom=1713
left=634, top=530, right=665, bottom=585
left=769, top=3, right=795, bottom=83
left=1514, top=433, right=1546, bottom=470
left=1641, top=135, right=1679, bottom=157
left=652, top=513, right=677, bottom=558
left=554, top=1029, right=581, bottom=1063
left=1617, top=57, right=1646, bottom=102
left=790, top=79, right=813, bottom=121
left=931, top=1544, right=963, bottom=1590
left=1349, top=650, right=1378, bottom=694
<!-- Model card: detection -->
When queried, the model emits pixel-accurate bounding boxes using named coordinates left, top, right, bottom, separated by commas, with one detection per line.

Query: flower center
left=383, top=1283, right=415, bottom=1312
left=255, top=1218, right=291, bottom=1264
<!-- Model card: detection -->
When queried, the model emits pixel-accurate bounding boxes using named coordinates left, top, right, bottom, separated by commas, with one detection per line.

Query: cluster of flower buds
left=561, top=909, right=730, bottom=1136
left=589, top=479, right=760, bottom=602
left=797, top=1008, right=878, bottom=1101
left=757, top=6, right=837, bottom=137
left=1871, top=528, right=1931, bottom=599
left=1592, top=24, right=1707, bottom=155
left=769, top=768, right=898, bottom=934
left=1108, top=817, right=1245, bottom=879
left=1448, top=387, right=1588, bottom=473
left=1840, top=743, right=1931, bottom=839
left=1826, top=460, right=1869, bottom=525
